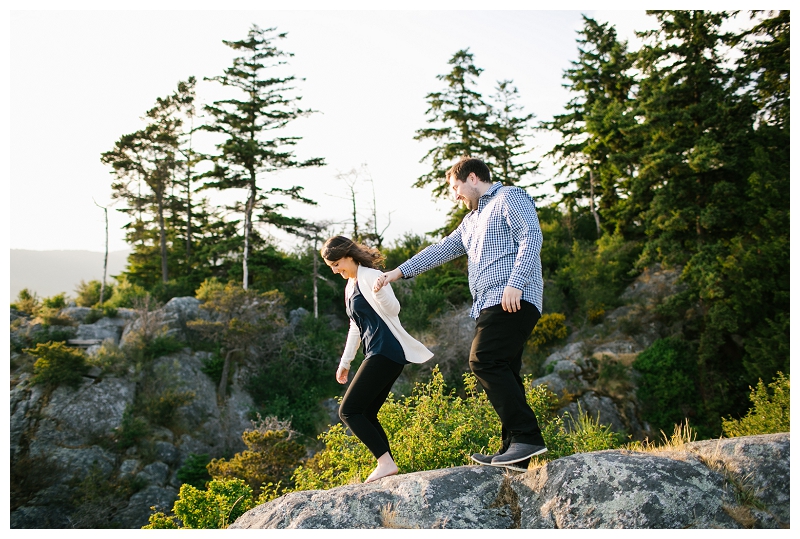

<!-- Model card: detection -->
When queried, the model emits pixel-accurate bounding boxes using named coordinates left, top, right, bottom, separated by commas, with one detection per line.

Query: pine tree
left=413, top=49, right=493, bottom=200
left=202, top=25, right=324, bottom=289
left=102, top=94, right=182, bottom=284
left=545, top=16, right=638, bottom=238
left=487, top=80, right=540, bottom=188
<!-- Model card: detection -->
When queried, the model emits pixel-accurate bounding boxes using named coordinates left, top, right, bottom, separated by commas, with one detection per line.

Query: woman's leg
left=339, top=355, right=404, bottom=460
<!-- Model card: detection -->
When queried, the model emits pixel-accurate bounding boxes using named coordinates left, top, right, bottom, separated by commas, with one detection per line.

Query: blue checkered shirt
left=398, top=182, right=544, bottom=319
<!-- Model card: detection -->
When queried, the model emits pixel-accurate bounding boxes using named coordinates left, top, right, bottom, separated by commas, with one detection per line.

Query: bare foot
left=364, top=462, right=398, bottom=483
left=364, top=452, right=398, bottom=483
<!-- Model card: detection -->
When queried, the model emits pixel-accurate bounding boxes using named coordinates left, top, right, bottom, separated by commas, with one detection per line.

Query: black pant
left=339, top=354, right=404, bottom=459
left=469, top=300, right=545, bottom=451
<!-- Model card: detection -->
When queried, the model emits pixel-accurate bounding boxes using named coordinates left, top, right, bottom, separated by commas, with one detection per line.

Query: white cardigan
left=339, top=265, right=434, bottom=370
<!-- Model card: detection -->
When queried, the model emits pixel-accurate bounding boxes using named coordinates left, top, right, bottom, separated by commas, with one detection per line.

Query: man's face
left=448, top=173, right=481, bottom=211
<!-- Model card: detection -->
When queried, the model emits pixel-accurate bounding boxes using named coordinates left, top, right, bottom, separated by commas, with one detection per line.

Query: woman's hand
left=336, top=366, right=349, bottom=384
left=374, top=268, right=403, bottom=292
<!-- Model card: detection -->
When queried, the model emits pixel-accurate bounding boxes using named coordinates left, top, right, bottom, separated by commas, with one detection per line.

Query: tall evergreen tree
left=102, top=93, right=182, bottom=284
left=545, top=16, right=638, bottom=238
left=487, top=80, right=540, bottom=188
left=414, top=49, right=494, bottom=200
left=202, top=25, right=325, bottom=289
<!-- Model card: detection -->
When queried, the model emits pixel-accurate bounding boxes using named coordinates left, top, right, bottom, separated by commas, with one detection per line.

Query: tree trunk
left=590, top=169, right=601, bottom=238
left=313, top=237, right=319, bottom=319
left=242, top=178, right=256, bottom=290
left=218, top=348, right=241, bottom=399
left=157, top=192, right=169, bottom=283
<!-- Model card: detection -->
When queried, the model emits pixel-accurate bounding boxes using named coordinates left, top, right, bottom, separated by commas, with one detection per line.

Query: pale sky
left=8, top=3, right=664, bottom=256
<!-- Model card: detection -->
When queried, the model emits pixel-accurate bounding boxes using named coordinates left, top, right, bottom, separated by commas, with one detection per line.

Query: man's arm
left=374, top=224, right=467, bottom=292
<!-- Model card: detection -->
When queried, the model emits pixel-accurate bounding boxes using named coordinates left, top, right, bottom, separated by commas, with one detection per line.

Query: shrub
left=11, top=288, right=40, bottom=315
left=30, top=292, right=73, bottom=326
left=289, top=367, right=620, bottom=492
left=722, top=372, right=789, bottom=437
left=247, top=314, right=341, bottom=436
left=114, top=407, right=149, bottom=450
left=140, top=386, right=195, bottom=429
left=74, top=280, right=115, bottom=307
left=86, top=340, right=129, bottom=375
left=632, top=337, right=705, bottom=437
left=176, top=453, right=213, bottom=490
left=528, top=313, right=569, bottom=351
left=143, top=479, right=257, bottom=529
left=105, top=275, right=148, bottom=309
left=26, top=341, right=87, bottom=387
left=207, top=419, right=305, bottom=498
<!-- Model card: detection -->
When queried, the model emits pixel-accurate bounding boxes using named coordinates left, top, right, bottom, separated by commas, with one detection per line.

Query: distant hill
left=10, top=249, right=130, bottom=299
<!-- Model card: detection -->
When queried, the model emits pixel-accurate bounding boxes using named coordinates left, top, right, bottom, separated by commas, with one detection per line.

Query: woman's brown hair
left=320, top=236, right=386, bottom=269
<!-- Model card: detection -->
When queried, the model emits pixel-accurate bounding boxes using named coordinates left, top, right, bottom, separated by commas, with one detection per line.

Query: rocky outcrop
left=10, top=297, right=259, bottom=529
left=231, top=433, right=789, bottom=529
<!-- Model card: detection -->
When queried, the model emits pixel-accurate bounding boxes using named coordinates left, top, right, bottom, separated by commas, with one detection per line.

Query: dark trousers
left=469, top=300, right=545, bottom=451
left=339, top=354, right=404, bottom=459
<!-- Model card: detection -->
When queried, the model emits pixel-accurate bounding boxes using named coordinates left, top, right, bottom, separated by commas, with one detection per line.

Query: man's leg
left=469, top=300, right=545, bottom=451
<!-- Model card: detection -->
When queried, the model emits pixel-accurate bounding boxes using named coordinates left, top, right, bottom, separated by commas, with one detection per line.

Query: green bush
left=26, top=341, right=87, bottom=387
left=528, top=313, right=569, bottom=351
left=141, top=386, right=195, bottom=429
left=722, top=372, right=789, bottom=437
left=176, top=453, right=213, bottom=490
left=86, top=340, right=129, bottom=375
left=633, top=337, right=706, bottom=436
left=143, top=479, right=257, bottom=529
left=289, top=367, right=620, bottom=492
left=208, top=427, right=305, bottom=498
left=114, top=407, right=149, bottom=450
left=247, top=314, right=342, bottom=436
left=105, top=275, right=148, bottom=308
left=11, top=288, right=40, bottom=315
left=74, top=280, right=115, bottom=307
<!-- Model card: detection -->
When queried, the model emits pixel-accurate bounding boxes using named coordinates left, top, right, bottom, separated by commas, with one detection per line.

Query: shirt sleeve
left=339, top=319, right=361, bottom=370
left=397, top=223, right=467, bottom=278
left=503, top=190, right=542, bottom=292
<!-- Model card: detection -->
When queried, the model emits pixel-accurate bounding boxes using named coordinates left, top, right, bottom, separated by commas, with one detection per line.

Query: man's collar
left=480, top=182, right=504, bottom=199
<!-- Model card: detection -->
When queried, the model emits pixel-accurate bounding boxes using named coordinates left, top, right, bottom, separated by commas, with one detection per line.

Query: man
left=373, top=156, right=546, bottom=471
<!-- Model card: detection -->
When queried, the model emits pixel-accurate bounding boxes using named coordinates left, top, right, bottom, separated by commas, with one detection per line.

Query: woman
left=321, top=235, right=433, bottom=483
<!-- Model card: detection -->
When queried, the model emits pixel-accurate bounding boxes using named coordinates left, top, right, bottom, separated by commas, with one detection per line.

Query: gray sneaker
left=470, top=451, right=501, bottom=465
left=491, top=443, right=547, bottom=465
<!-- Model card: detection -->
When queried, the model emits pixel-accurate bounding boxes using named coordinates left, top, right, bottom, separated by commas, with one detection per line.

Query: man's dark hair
left=446, top=157, right=492, bottom=184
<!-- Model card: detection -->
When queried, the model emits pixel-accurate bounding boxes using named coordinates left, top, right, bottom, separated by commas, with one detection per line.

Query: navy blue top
left=346, top=282, right=408, bottom=365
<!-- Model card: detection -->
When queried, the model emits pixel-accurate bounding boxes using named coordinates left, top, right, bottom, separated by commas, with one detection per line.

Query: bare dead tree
left=93, top=198, right=109, bottom=304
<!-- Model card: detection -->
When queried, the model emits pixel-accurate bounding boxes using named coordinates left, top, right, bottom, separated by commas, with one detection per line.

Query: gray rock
left=60, top=306, right=93, bottom=323
left=11, top=504, right=73, bottom=529
left=120, top=297, right=207, bottom=345
left=154, top=441, right=179, bottom=465
left=25, top=444, right=117, bottom=485
left=119, top=459, right=140, bottom=479
left=138, top=461, right=170, bottom=486
left=289, top=307, right=309, bottom=326
left=560, top=391, right=627, bottom=435
left=76, top=320, right=122, bottom=344
left=543, top=342, right=585, bottom=368
left=231, top=434, right=789, bottom=529
left=230, top=465, right=514, bottom=529
left=35, top=376, right=136, bottom=446
left=115, top=485, right=179, bottom=529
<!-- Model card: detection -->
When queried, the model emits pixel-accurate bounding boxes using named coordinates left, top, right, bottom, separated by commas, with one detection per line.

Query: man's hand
left=336, top=366, right=349, bottom=384
left=373, top=268, right=403, bottom=292
left=501, top=286, right=523, bottom=313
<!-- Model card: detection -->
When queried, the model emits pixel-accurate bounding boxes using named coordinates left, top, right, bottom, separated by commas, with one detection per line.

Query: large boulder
left=231, top=433, right=789, bottom=529
left=120, top=297, right=207, bottom=346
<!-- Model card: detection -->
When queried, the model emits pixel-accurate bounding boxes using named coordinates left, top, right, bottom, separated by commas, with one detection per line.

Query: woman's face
left=324, top=256, right=358, bottom=280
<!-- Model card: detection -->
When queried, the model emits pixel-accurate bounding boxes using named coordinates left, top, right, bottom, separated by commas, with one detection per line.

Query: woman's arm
left=339, top=319, right=361, bottom=371
left=372, top=280, right=401, bottom=318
